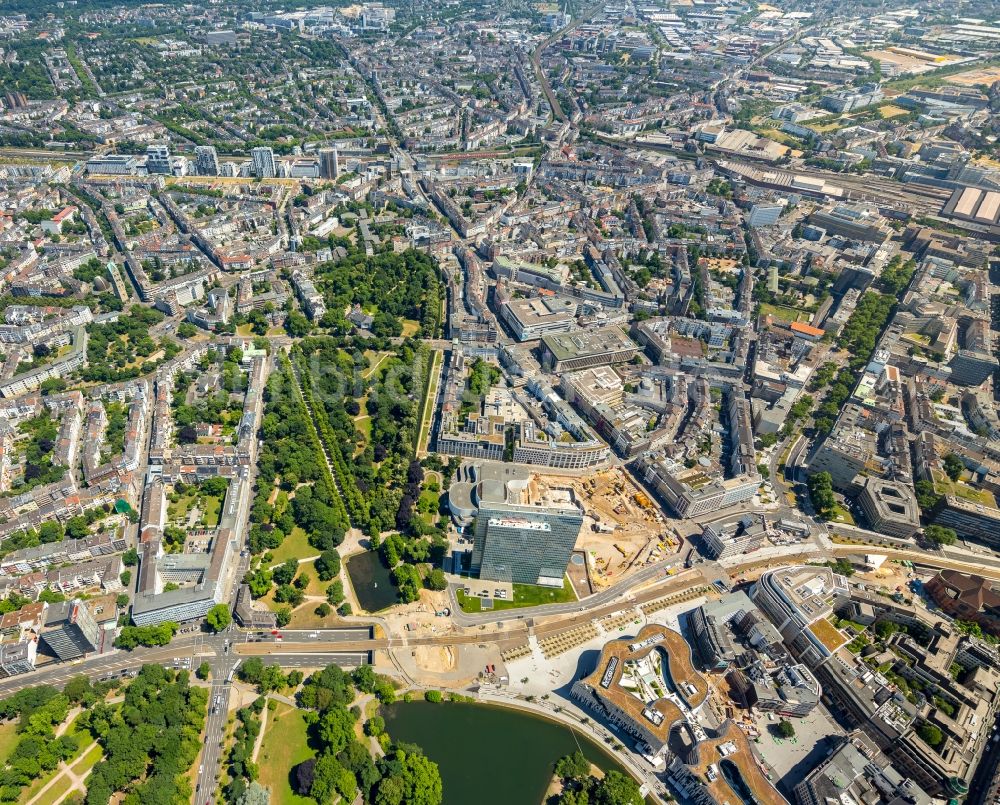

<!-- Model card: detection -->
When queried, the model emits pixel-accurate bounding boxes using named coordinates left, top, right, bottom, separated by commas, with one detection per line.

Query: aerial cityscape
left=0, top=0, right=999, bottom=802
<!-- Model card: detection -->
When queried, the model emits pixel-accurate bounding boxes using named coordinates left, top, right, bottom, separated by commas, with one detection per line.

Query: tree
left=955, top=620, right=984, bottom=638
left=196, top=662, right=211, bottom=680
left=914, top=480, right=941, bottom=512
left=592, top=771, right=643, bottom=805
left=318, top=706, right=356, bottom=755
left=807, top=471, right=837, bottom=520
left=121, top=546, right=139, bottom=566
left=311, top=754, right=356, bottom=802
left=554, top=751, right=590, bottom=780
left=315, top=549, right=341, bottom=581
left=425, top=568, right=447, bottom=591
left=352, top=665, right=377, bottom=693
left=943, top=453, right=964, bottom=482
left=364, top=715, right=385, bottom=736
left=114, top=622, right=178, bottom=649
left=293, top=758, right=317, bottom=796
left=63, top=676, right=94, bottom=705
left=237, top=782, right=270, bottom=805
left=424, top=690, right=442, bottom=703
left=326, top=580, right=345, bottom=606
left=917, top=722, right=943, bottom=746
left=206, top=603, right=232, bottom=632
left=276, top=607, right=292, bottom=627
left=315, top=603, right=332, bottom=617
left=776, top=719, right=795, bottom=738
left=272, top=559, right=298, bottom=587
left=38, top=521, right=63, bottom=544
left=924, top=525, right=957, bottom=546
left=376, top=748, right=442, bottom=805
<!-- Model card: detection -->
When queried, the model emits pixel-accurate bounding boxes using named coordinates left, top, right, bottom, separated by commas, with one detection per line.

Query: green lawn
left=167, top=491, right=197, bottom=522
left=167, top=489, right=222, bottom=528
left=33, top=775, right=74, bottom=805
left=828, top=503, right=856, bottom=526
left=270, top=527, right=315, bottom=565
left=416, top=350, right=442, bottom=453
left=201, top=493, right=222, bottom=528
left=257, top=704, right=315, bottom=805
left=457, top=576, right=577, bottom=613
left=759, top=302, right=809, bottom=323
left=0, top=721, right=19, bottom=766
left=71, top=743, right=104, bottom=776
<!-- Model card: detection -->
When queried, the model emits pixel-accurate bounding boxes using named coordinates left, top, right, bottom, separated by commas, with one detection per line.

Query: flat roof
left=542, top=325, right=636, bottom=361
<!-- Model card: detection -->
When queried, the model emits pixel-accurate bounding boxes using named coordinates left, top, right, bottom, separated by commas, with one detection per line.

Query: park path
left=25, top=740, right=98, bottom=805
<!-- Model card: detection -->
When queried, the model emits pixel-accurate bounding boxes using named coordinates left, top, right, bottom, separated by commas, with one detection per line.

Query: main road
left=0, top=534, right=993, bottom=703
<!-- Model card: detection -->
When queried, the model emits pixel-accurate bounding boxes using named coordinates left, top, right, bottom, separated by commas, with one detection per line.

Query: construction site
left=544, top=467, right=683, bottom=589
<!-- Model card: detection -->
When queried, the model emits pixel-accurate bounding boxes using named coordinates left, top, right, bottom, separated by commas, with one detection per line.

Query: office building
left=500, top=296, right=576, bottom=341
left=539, top=326, right=637, bottom=372
left=821, top=84, right=884, bottom=113
left=948, top=349, right=998, bottom=387
left=473, top=511, right=579, bottom=585
left=794, top=732, right=932, bottom=805
left=0, top=640, right=37, bottom=678
left=808, top=204, right=888, bottom=243
left=748, top=204, right=783, bottom=228
left=666, top=720, right=788, bottom=805
left=146, top=144, right=172, bottom=175
left=635, top=455, right=759, bottom=518
left=808, top=427, right=881, bottom=492
left=571, top=625, right=708, bottom=753
left=750, top=566, right=850, bottom=667
left=701, top=514, right=768, bottom=560
left=250, top=146, right=277, bottom=179
left=470, top=464, right=583, bottom=586
left=39, top=599, right=100, bottom=660
left=856, top=478, right=921, bottom=540
left=814, top=623, right=998, bottom=798
left=319, top=148, right=340, bottom=179
left=85, top=154, right=139, bottom=175
left=930, top=492, right=1000, bottom=548
left=194, top=145, right=220, bottom=176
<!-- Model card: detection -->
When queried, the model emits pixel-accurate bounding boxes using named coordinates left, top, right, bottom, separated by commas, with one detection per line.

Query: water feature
left=382, top=700, right=636, bottom=805
left=345, top=550, right=397, bottom=612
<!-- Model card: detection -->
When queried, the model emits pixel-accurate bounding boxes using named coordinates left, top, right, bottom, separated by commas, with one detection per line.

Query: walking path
left=26, top=740, right=99, bottom=805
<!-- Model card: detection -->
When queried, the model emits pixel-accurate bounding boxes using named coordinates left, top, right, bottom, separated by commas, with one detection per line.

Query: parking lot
left=461, top=580, right=514, bottom=604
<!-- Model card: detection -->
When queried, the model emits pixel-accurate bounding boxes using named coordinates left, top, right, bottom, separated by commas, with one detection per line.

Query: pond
left=345, top=550, right=397, bottom=612
left=382, top=700, right=636, bottom=805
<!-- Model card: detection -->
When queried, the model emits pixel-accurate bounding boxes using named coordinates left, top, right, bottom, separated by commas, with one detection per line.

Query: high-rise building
left=194, top=145, right=220, bottom=176
left=146, top=144, right=172, bottom=175
left=250, top=146, right=277, bottom=178
left=39, top=600, right=100, bottom=660
left=319, top=148, right=339, bottom=180
left=469, top=465, right=583, bottom=586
